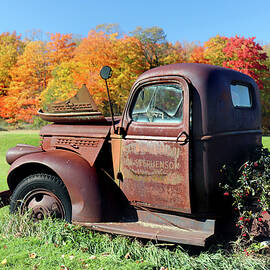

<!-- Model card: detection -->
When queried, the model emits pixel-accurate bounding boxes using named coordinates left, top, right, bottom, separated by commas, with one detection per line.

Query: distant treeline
left=0, top=25, right=269, bottom=130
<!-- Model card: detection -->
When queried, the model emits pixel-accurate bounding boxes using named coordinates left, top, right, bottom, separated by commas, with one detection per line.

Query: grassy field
left=0, top=131, right=269, bottom=269
left=0, top=130, right=40, bottom=190
left=262, top=136, right=270, bottom=150
left=0, top=212, right=269, bottom=270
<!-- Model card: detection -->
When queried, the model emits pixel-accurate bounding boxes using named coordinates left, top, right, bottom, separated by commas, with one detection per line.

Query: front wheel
left=10, top=173, right=72, bottom=222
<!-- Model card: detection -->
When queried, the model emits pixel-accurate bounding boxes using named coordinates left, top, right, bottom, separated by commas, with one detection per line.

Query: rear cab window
left=230, top=83, right=252, bottom=108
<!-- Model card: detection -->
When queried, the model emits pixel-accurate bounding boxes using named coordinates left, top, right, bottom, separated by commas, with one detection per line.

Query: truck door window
left=131, top=84, right=183, bottom=123
left=230, top=84, right=252, bottom=108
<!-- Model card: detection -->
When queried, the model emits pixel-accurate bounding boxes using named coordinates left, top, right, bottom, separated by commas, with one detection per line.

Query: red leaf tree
left=222, top=36, right=268, bottom=89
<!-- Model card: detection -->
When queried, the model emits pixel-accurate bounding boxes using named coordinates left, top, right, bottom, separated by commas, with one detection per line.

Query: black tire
left=10, top=173, right=72, bottom=222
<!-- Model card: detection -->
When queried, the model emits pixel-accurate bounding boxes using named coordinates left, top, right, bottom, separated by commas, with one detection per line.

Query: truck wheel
left=10, top=173, right=72, bottom=222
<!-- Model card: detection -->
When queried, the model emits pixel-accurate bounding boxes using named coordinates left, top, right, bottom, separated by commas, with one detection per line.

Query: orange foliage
left=0, top=41, right=48, bottom=123
left=73, top=31, right=147, bottom=113
left=203, top=35, right=228, bottom=66
left=189, top=46, right=209, bottom=64
left=46, top=33, right=76, bottom=68
left=0, top=32, right=24, bottom=96
left=0, top=29, right=269, bottom=125
left=161, top=42, right=186, bottom=64
left=73, top=31, right=117, bottom=101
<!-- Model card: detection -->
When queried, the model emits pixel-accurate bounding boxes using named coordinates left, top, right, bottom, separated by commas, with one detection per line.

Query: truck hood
left=40, top=123, right=112, bottom=167
left=40, top=123, right=112, bottom=138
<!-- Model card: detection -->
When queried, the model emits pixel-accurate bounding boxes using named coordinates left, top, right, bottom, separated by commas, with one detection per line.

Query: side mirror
left=100, top=66, right=112, bottom=80
left=100, top=66, right=116, bottom=132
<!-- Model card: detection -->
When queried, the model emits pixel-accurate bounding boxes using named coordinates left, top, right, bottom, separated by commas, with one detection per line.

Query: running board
left=75, top=210, right=215, bottom=247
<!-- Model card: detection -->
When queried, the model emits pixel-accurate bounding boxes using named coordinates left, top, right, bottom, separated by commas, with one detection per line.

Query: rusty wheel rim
left=21, top=189, right=65, bottom=221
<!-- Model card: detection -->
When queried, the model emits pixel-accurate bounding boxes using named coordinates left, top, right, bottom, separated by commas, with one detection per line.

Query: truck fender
left=7, top=150, right=102, bottom=223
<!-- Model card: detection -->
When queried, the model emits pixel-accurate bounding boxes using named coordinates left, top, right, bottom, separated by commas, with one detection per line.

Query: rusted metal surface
left=120, top=63, right=261, bottom=216
left=38, top=84, right=106, bottom=123
left=0, top=190, right=12, bottom=208
left=42, top=136, right=105, bottom=167
left=38, top=111, right=106, bottom=123
left=81, top=222, right=212, bottom=246
left=135, top=209, right=215, bottom=233
left=120, top=139, right=190, bottom=213
left=7, top=150, right=102, bottom=223
left=22, top=190, right=65, bottom=220
left=40, top=124, right=111, bottom=166
left=40, top=124, right=111, bottom=138
left=116, top=76, right=191, bottom=213
left=75, top=209, right=215, bottom=246
left=6, top=144, right=43, bottom=165
left=110, top=134, right=122, bottom=184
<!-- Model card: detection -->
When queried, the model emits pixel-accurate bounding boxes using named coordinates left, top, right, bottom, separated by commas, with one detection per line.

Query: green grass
left=0, top=213, right=269, bottom=270
left=0, top=131, right=269, bottom=269
left=0, top=131, right=39, bottom=190
left=262, top=136, right=270, bottom=150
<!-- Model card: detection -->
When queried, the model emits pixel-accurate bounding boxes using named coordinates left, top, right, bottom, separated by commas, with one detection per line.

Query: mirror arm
left=100, top=66, right=116, bottom=133
left=105, top=79, right=116, bottom=133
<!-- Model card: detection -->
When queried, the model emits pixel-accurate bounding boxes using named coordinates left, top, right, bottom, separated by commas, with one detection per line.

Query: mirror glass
left=100, top=66, right=112, bottom=80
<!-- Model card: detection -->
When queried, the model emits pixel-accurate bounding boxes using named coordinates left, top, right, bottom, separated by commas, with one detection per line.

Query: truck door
left=116, top=77, right=191, bottom=213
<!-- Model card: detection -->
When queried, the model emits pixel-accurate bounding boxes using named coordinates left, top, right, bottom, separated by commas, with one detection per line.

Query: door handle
left=176, top=131, right=189, bottom=145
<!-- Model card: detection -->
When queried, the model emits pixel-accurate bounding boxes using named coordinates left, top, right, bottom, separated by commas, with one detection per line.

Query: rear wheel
left=10, top=173, right=72, bottom=222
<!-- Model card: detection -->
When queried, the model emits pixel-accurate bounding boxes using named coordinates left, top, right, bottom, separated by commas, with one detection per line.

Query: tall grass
left=0, top=212, right=269, bottom=270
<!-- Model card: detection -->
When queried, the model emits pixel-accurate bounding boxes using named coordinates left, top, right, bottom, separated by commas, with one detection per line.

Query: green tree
left=130, top=26, right=170, bottom=68
left=41, top=61, right=80, bottom=110
left=204, top=35, right=228, bottom=66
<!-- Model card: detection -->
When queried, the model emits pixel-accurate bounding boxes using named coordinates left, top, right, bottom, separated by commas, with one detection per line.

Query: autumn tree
left=181, top=41, right=200, bottom=62
left=39, top=33, right=77, bottom=113
left=107, top=35, right=147, bottom=114
left=0, top=32, right=24, bottom=96
left=23, top=29, right=47, bottom=42
left=203, top=35, right=228, bottom=66
left=160, top=41, right=187, bottom=65
left=95, top=23, right=123, bottom=37
left=73, top=30, right=118, bottom=105
left=130, top=26, right=171, bottom=68
left=40, top=61, right=80, bottom=109
left=223, top=36, right=268, bottom=89
left=201, top=35, right=269, bottom=130
left=73, top=30, right=147, bottom=114
left=189, top=46, right=208, bottom=63
left=260, top=44, right=270, bottom=130
left=0, top=41, right=49, bottom=123
left=46, top=33, right=76, bottom=68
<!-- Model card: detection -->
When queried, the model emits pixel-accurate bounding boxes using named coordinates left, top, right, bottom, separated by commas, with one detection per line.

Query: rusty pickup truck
left=0, top=63, right=263, bottom=246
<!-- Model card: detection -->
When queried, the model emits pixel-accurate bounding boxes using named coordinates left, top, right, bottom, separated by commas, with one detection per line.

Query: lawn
left=0, top=131, right=269, bottom=269
left=0, top=130, right=40, bottom=190
left=262, top=136, right=270, bottom=150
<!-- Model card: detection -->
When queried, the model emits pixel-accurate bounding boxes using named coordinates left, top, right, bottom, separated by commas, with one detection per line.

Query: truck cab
left=1, top=63, right=262, bottom=246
